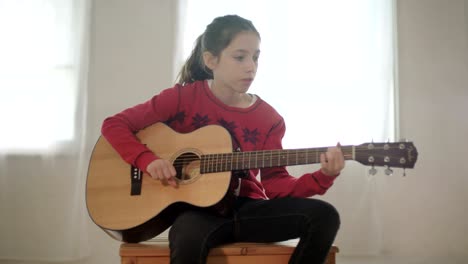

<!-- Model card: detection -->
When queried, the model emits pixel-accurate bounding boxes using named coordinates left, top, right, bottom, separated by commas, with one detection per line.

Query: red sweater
left=101, top=80, right=336, bottom=199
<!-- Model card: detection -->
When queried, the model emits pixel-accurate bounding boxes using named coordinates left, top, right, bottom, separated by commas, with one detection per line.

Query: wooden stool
left=120, top=242, right=339, bottom=264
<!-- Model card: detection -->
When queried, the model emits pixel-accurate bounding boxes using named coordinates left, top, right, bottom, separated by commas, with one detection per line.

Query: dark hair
left=176, top=15, right=260, bottom=84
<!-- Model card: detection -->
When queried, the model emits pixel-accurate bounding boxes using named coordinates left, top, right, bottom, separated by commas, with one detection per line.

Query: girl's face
left=205, top=31, right=260, bottom=95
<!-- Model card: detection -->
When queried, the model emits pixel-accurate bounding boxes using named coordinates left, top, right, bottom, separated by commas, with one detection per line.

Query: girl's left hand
left=320, top=143, right=345, bottom=176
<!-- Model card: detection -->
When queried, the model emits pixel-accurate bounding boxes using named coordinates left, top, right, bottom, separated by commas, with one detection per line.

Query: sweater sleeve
left=260, top=118, right=338, bottom=198
left=100, top=86, right=180, bottom=172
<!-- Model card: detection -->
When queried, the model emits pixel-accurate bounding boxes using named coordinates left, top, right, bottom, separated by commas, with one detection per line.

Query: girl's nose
left=245, top=58, right=257, bottom=72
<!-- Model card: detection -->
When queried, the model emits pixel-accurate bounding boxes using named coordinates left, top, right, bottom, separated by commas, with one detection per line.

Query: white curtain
left=0, top=0, right=91, bottom=261
left=174, top=0, right=395, bottom=255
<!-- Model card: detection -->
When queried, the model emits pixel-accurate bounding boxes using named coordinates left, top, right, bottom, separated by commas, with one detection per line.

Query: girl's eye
left=253, top=56, right=259, bottom=62
left=235, top=56, right=244, bottom=61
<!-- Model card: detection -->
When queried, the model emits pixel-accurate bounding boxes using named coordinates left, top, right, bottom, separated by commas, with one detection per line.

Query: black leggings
left=168, top=197, right=340, bottom=264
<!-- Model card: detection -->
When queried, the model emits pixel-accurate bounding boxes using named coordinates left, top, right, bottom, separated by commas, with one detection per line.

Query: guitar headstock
left=354, top=141, right=418, bottom=169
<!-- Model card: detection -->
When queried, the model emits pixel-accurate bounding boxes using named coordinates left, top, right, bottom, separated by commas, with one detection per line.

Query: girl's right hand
left=146, top=159, right=178, bottom=187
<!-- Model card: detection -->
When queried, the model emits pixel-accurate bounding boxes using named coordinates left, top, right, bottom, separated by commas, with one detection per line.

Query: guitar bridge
left=130, top=165, right=143, bottom=196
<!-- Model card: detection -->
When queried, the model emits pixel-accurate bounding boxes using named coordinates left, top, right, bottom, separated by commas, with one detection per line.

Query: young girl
left=102, top=14, right=344, bottom=264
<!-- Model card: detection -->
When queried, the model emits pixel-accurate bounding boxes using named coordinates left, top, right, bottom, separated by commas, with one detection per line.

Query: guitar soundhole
left=173, top=152, right=201, bottom=184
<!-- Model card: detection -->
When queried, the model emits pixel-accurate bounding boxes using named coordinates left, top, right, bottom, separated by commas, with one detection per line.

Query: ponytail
left=176, top=34, right=213, bottom=85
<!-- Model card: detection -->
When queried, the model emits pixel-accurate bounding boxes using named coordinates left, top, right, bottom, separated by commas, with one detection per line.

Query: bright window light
left=0, top=0, right=77, bottom=153
left=179, top=0, right=395, bottom=148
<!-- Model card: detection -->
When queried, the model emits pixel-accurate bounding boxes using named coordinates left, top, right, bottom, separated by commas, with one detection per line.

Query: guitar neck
left=200, top=146, right=354, bottom=173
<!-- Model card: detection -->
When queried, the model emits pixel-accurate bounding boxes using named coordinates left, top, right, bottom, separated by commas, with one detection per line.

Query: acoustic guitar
left=86, top=122, right=418, bottom=242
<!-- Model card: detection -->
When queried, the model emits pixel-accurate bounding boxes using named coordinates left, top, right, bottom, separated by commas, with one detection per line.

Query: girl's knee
left=312, top=199, right=341, bottom=230
left=326, top=203, right=340, bottom=230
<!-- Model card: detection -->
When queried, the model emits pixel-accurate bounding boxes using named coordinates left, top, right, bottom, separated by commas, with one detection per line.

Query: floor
left=1, top=255, right=467, bottom=264
left=336, top=255, right=467, bottom=264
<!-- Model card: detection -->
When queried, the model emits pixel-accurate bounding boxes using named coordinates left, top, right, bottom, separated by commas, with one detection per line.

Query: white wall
left=79, top=0, right=468, bottom=263
left=383, top=0, right=468, bottom=258
left=87, top=0, right=178, bottom=146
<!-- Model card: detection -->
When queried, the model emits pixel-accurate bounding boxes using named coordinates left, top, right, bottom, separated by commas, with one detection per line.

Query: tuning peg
left=384, top=167, right=393, bottom=176
left=368, top=166, right=377, bottom=176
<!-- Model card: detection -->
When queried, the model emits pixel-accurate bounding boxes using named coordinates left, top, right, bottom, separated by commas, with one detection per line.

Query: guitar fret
left=238, top=152, right=242, bottom=169
left=226, top=153, right=229, bottom=171
left=203, top=155, right=206, bottom=173
left=241, top=152, right=245, bottom=169
left=242, top=152, right=249, bottom=169
left=212, top=154, right=216, bottom=172
left=269, top=150, right=272, bottom=167
left=223, top=154, right=228, bottom=171
left=255, top=151, right=258, bottom=168
left=216, top=154, right=223, bottom=172
left=239, top=152, right=243, bottom=169
left=220, top=153, right=224, bottom=172
left=211, top=154, right=214, bottom=172
left=220, top=153, right=223, bottom=172
left=225, top=153, right=230, bottom=171
left=214, top=154, right=217, bottom=172
left=251, top=152, right=254, bottom=168
left=213, top=154, right=216, bottom=171
left=262, top=151, right=265, bottom=168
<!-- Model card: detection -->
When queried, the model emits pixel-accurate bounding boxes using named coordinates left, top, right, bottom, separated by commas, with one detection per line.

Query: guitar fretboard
left=200, top=146, right=354, bottom=173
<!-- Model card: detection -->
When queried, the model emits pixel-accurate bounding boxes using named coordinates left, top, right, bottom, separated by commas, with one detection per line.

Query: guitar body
left=86, top=123, right=233, bottom=242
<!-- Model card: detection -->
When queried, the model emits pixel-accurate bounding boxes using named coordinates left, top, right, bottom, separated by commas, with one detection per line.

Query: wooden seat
left=120, top=242, right=339, bottom=264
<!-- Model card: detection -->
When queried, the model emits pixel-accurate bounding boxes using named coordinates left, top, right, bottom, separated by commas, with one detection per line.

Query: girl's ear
left=202, top=51, right=218, bottom=71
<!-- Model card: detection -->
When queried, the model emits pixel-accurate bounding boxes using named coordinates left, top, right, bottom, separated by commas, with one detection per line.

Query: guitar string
left=169, top=145, right=410, bottom=158
left=168, top=146, right=411, bottom=163
left=169, top=148, right=410, bottom=163
left=171, top=159, right=410, bottom=175
left=170, top=152, right=409, bottom=167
